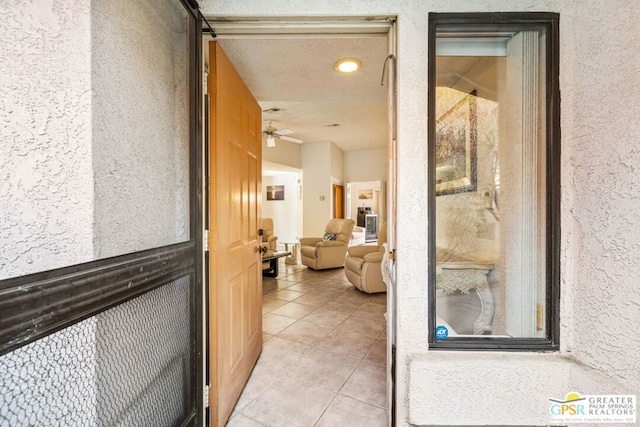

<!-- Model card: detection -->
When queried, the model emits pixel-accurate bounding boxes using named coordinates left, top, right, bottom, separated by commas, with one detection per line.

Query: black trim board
left=0, top=242, right=195, bottom=357
left=188, top=3, right=205, bottom=423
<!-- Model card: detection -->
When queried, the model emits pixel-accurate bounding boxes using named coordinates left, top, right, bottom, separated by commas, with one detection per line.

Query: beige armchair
left=300, top=219, right=354, bottom=270
left=344, top=221, right=387, bottom=293
left=261, top=218, right=278, bottom=255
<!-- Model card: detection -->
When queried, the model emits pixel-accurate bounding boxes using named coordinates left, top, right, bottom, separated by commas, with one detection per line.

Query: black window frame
left=427, top=12, right=561, bottom=351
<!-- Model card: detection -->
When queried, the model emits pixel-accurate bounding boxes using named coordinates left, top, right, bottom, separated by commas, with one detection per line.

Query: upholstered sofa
left=344, top=221, right=387, bottom=293
left=300, top=219, right=354, bottom=270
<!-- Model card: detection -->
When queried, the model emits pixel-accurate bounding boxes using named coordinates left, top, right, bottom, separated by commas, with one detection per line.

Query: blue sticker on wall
left=435, top=325, right=449, bottom=340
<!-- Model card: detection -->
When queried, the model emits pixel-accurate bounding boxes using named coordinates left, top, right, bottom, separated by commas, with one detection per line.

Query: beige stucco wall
left=202, top=0, right=640, bottom=425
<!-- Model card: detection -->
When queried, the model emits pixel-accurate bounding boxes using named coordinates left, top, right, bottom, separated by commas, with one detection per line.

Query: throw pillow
left=322, top=233, right=337, bottom=241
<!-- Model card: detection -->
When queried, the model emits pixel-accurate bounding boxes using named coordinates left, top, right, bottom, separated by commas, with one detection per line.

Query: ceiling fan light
left=266, top=136, right=276, bottom=147
left=334, top=58, right=362, bottom=73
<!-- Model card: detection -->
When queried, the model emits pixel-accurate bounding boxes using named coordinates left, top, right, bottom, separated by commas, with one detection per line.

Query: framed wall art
left=266, top=185, right=285, bottom=201
left=358, top=189, right=373, bottom=199
left=435, top=90, right=477, bottom=196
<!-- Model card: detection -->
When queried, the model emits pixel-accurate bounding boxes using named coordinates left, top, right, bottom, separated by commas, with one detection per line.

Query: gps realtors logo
left=549, top=392, right=636, bottom=423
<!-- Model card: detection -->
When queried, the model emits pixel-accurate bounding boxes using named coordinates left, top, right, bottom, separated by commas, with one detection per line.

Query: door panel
left=333, top=184, right=344, bottom=218
left=208, top=41, right=262, bottom=426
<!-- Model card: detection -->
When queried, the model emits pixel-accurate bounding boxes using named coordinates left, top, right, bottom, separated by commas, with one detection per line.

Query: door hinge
left=204, top=385, right=210, bottom=408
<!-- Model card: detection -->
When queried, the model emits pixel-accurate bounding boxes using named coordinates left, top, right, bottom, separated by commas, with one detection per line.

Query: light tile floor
left=226, top=260, right=388, bottom=427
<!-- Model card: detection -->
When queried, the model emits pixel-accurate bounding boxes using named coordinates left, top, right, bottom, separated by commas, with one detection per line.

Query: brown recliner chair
left=344, top=221, right=387, bottom=293
left=300, top=219, right=354, bottom=270
left=261, top=218, right=278, bottom=255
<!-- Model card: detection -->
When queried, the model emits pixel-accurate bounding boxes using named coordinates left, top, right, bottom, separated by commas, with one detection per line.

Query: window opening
left=429, top=13, right=560, bottom=349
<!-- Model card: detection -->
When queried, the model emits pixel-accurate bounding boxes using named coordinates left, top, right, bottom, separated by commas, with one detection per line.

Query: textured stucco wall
left=409, top=352, right=633, bottom=426
left=0, top=0, right=94, bottom=279
left=91, top=0, right=190, bottom=258
left=1, top=1, right=194, bottom=424
left=0, top=2, right=97, bottom=424
left=563, top=0, right=640, bottom=391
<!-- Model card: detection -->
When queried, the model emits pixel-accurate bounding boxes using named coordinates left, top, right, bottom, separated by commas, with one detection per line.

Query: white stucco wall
left=562, top=0, right=640, bottom=392
left=409, top=352, right=633, bottom=425
left=203, top=0, right=640, bottom=425
left=91, top=0, right=190, bottom=258
left=0, top=0, right=94, bottom=279
left=0, top=0, right=192, bottom=270
left=1, top=1, right=195, bottom=424
left=0, top=2, right=97, bottom=424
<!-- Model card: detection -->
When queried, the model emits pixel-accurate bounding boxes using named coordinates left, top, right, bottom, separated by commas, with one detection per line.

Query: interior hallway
left=226, top=259, right=388, bottom=426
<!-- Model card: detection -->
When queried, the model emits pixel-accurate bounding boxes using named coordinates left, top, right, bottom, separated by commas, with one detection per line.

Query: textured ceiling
left=216, top=37, right=389, bottom=152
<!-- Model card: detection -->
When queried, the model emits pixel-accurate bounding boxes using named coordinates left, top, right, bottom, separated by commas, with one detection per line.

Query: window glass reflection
left=434, top=26, right=548, bottom=339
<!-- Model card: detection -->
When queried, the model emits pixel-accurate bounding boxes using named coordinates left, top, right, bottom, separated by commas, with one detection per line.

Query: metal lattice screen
left=0, top=276, right=192, bottom=427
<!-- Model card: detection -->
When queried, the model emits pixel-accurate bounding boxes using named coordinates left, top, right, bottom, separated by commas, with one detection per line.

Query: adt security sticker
left=435, top=325, right=448, bottom=340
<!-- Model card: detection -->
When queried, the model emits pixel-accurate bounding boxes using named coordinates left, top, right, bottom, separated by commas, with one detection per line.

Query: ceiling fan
left=262, top=121, right=303, bottom=147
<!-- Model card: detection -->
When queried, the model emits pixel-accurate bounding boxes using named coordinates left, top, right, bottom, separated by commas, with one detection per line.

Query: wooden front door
left=207, top=41, right=262, bottom=426
left=333, top=184, right=344, bottom=218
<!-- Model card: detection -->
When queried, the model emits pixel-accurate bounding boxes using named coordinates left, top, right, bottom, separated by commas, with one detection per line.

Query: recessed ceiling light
left=334, top=58, right=362, bottom=73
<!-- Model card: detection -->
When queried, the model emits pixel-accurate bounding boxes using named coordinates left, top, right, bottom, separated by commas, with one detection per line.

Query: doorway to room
left=204, top=16, right=396, bottom=426
left=333, top=184, right=345, bottom=219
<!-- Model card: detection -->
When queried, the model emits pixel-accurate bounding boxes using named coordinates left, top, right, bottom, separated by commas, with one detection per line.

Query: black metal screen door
left=0, top=0, right=204, bottom=425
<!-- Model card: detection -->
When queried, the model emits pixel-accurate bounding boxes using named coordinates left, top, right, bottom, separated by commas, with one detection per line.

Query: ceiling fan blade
left=278, top=135, right=303, bottom=144
left=274, top=128, right=294, bottom=136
